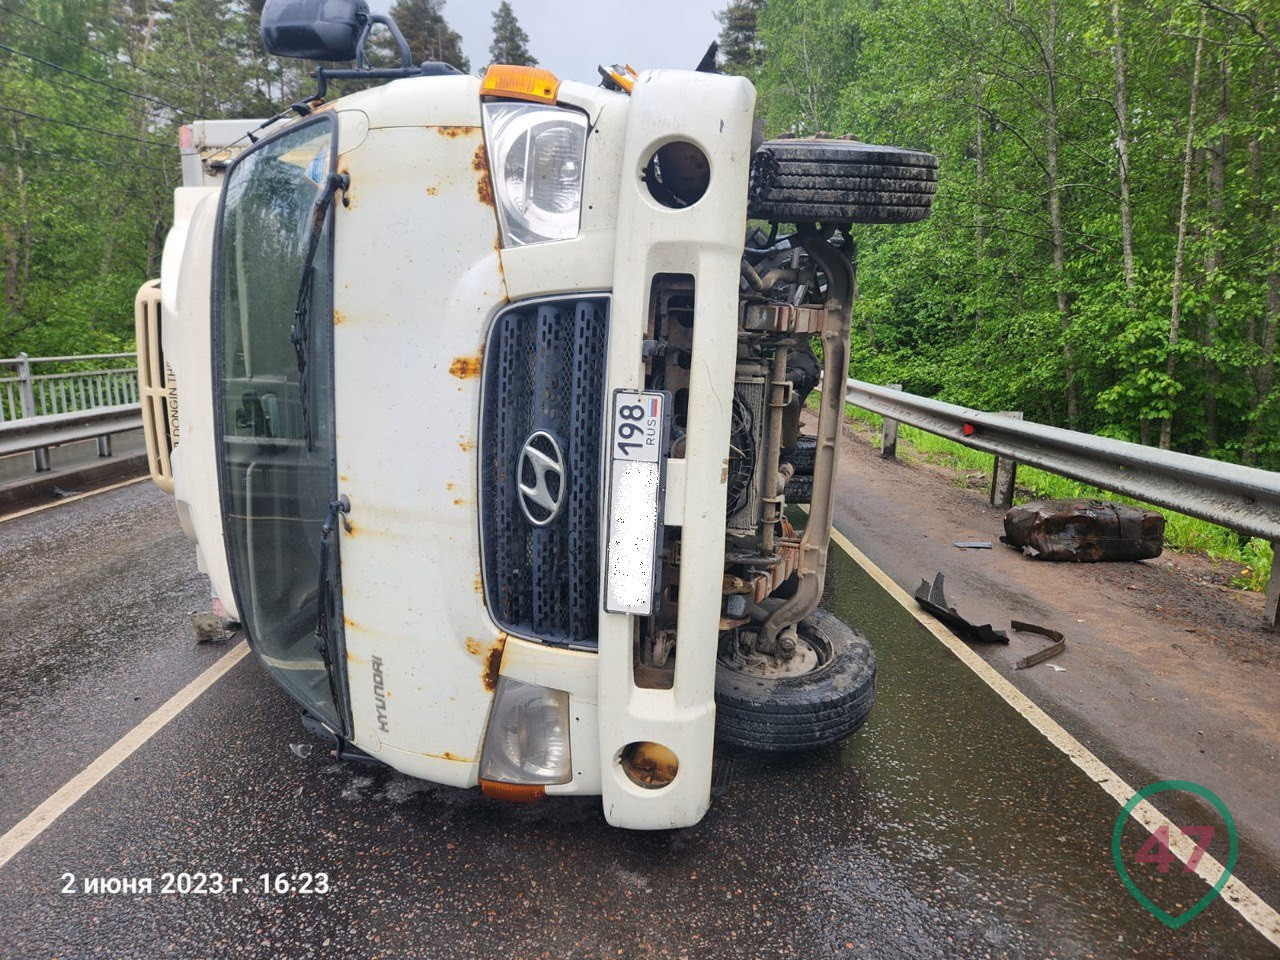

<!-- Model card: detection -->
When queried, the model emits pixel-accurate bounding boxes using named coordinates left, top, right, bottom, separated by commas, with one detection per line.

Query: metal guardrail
left=0, top=352, right=141, bottom=473
left=0, top=404, right=142, bottom=458
left=842, top=378, right=1280, bottom=628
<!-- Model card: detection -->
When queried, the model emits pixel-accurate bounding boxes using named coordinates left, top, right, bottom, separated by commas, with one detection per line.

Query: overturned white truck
left=136, top=0, right=936, bottom=829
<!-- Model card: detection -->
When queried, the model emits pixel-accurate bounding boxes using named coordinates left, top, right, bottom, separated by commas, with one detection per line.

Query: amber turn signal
left=481, top=65, right=560, bottom=105
left=479, top=779, right=547, bottom=803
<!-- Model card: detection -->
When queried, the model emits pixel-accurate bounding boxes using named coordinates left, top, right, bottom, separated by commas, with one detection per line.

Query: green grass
left=833, top=402, right=1274, bottom=593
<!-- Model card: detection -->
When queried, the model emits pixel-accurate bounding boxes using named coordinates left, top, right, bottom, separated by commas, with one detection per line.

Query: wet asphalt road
left=1, top=485, right=1277, bottom=959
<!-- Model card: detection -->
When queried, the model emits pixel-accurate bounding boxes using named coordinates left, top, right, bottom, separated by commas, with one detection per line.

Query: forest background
left=0, top=0, right=1275, bottom=471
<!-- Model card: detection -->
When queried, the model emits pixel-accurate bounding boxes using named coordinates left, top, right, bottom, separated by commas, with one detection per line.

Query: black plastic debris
left=914, top=573, right=1008, bottom=644
left=1001, top=499, right=1164, bottom=562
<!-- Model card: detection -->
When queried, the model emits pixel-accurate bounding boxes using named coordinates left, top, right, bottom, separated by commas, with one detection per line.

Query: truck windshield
left=213, top=118, right=345, bottom=730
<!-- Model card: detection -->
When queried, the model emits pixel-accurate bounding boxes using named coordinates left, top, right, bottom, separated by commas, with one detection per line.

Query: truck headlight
left=479, top=677, right=572, bottom=785
left=482, top=102, right=587, bottom=247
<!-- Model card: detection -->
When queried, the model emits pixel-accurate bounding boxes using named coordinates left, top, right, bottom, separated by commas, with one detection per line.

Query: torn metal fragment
left=1011, top=620, right=1066, bottom=669
left=913, top=572, right=1008, bottom=644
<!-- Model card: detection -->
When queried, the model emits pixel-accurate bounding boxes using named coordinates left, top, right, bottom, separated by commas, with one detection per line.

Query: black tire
left=784, top=473, right=813, bottom=504
left=784, top=433, right=818, bottom=474
left=715, top=603, right=877, bottom=751
left=749, top=139, right=939, bottom=225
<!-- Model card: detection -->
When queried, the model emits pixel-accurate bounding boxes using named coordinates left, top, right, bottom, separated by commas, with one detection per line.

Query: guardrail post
left=97, top=435, right=112, bottom=458
left=16, top=353, right=50, bottom=472
left=880, top=384, right=902, bottom=459
left=1265, top=543, right=1279, bottom=631
left=989, top=411, right=1023, bottom=508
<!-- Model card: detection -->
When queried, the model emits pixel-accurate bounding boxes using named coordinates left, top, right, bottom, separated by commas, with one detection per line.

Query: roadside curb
left=0, top=454, right=149, bottom=513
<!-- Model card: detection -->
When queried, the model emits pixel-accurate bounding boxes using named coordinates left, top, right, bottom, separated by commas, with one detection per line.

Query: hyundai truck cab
left=136, top=0, right=936, bottom=829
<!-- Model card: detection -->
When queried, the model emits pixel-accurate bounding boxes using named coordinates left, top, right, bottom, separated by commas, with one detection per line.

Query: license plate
left=604, top=390, right=670, bottom=616
left=609, top=390, right=665, bottom=462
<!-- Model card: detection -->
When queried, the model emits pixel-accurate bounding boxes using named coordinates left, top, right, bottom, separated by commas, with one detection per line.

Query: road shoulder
left=822, top=411, right=1280, bottom=873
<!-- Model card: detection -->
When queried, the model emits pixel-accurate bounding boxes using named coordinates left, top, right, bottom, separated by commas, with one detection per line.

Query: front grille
left=481, top=298, right=608, bottom=648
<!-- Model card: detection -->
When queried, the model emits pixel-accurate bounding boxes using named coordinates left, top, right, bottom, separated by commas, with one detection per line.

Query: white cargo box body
left=159, top=68, right=756, bottom=829
left=179, top=119, right=270, bottom=187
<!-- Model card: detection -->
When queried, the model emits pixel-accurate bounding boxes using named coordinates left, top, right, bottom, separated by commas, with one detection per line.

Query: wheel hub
left=721, top=625, right=832, bottom=679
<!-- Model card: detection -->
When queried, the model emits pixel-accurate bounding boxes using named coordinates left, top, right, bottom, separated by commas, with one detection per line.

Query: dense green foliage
left=0, top=0, right=476, bottom=359
left=717, top=0, right=766, bottom=71
left=0, top=0, right=310, bottom=357
left=4, top=0, right=1276, bottom=476
left=732, top=0, right=1280, bottom=468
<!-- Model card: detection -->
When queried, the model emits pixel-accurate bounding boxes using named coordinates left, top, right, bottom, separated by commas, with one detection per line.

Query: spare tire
left=749, top=139, right=938, bottom=225
left=784, top=433, right=818, bottom=474
left=783, top=473, right=812, bottom=505
left=715, top=601, right=877, bottom=752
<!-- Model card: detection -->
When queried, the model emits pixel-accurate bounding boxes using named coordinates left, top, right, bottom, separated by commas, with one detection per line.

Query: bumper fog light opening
left=619, top=741, right=679, bottom=790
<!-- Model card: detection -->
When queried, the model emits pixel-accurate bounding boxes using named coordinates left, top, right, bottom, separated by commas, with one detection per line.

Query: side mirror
left=260, top=0, right=369, bottom=62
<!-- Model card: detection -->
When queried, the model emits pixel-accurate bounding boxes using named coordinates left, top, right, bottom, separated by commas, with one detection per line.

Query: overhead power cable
left=0, top=105, right=172, bottom=148
left=0, top=142, right=176, bottom=173
left=0, top=41, right=196, bottom=117
left=0, top=3, right=184, bottom=87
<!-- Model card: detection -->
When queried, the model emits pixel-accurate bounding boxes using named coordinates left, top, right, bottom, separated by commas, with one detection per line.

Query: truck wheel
left=748, top=139, right=938, bottom=225
left=783, top=473, right=813, bottom=504
left=715, top=603, right=876, bottom=752
left=783, top=433, right=817, bottom=474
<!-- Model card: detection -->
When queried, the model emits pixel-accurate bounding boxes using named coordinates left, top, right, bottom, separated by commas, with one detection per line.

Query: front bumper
left=484, top=71, right=756, bottom=828
left=591, top=72, right=755, bottom=828
left=587, top=71, right=755, bottom=828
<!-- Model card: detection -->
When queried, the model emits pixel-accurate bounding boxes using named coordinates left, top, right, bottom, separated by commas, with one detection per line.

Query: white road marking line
left=0, top=475, right=149, bottom=523
left=828, top=523, right=1280, bottom=947
left=0, top=640, right=249, bottom=872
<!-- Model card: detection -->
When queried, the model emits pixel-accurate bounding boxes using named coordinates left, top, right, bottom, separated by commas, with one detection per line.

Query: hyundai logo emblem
left=517, top=431, right=566, bottom=526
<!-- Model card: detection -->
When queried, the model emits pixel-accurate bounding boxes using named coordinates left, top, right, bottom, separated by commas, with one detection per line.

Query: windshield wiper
left=314, top=494, right=351, bottom=723
left=290, top=171, right=349, bottom=451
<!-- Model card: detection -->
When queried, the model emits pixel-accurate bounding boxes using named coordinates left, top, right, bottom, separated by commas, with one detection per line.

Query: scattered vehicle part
left=913, top=573, right=1008, bottom=643
left=953, top=541, right=993, bottom=549
left=1001, top=499, right=1165, bottom=562
left=1010, top=621, right=1066, bottom=670
left=134, top=0, right=936, bottom=830
left=190, top=611, right=230, bottom=643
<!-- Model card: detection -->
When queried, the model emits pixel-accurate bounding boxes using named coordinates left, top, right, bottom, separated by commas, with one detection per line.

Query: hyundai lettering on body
left=138, top=0, right=933, bottom=830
